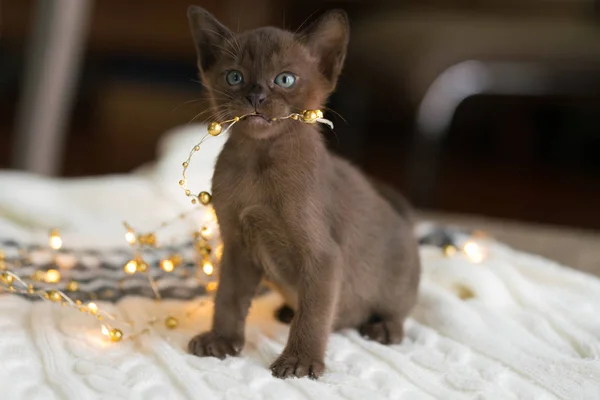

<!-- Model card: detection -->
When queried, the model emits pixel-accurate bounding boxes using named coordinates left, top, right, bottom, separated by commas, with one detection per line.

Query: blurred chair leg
left=12, top=0, right=93, bottom=176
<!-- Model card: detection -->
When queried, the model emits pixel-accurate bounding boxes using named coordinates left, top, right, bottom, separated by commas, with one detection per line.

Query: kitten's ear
left=298, top=10, right=349, bottom=88
left=187, top=6, right=233, bottom=72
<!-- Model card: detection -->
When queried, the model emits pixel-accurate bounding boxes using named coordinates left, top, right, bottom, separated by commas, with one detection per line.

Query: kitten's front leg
left=270, top=248, right=341, bottom=379
left=188, top=243, right=262, bottom=358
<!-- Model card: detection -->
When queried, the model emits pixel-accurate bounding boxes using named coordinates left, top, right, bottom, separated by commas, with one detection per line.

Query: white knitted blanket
left=1, top=125, right=599, bottom=400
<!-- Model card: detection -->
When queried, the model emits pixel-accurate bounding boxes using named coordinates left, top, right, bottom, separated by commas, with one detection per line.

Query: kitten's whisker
left=322, top=107, right=348, bottom=124
left=172, top=98, right=207, bottom=112
left=189, top=105, right=228, bottom=124
left=200, top=109, right=230, bottom=124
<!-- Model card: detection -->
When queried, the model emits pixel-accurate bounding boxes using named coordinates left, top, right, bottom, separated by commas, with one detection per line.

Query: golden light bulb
left=109, top=328, right=123, bottom=342
left=200, top=226, right=212, bottom=240
left=202, top=262, right=214, bottom=276
left=1, top=272, right=14, bottom=285
left=124, top=260, right=138, bottom=274
left=198, top=244, right=212, bottom=257
left=49, top=230, right=62, bottom=250
left=160, top=259, right=174, bottom=272
left=302, top=110, right=319, bottom=123
left=198, top=191, right=212, bottom=205
left=165, top=316, right=179, bottom=329
left=125, top=230, right=136, bottom=245
left=45, top=269, right=61, bottom=283
left=101, top=325, right=110, bottom=337
left=66, top=280, right=79, bottom=292
left=87, top=302, right=98, bottom=315
left=443, top=245, right=457, bottom=257
left=207, top=121, right=222, bottom=136
left=47, top=290, right=62, bottom=302
left=136, top=261, right=149, bottom=273
left=206, top=282, right=218, bottom=292
left=463, top=241, right=485, bottom=263
left=32, top=270, right=45, bottom=281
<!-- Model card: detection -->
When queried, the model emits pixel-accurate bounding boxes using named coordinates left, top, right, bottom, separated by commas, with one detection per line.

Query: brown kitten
left=186, top=6, right=420, bottom=379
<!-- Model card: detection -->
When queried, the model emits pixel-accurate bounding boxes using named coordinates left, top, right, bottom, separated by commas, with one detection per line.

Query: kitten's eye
left=274, top=72, right=296, bottom=88
left=225, top=70, right=243, bottom=86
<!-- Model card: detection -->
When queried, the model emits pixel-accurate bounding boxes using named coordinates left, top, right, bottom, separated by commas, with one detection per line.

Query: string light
left=200, top=226, right=212, bottom=240
left=165, top=316, right=179, bottom=329
left=49, top=229, right=62, bottom=250
left=45, top=269, right=61, bottom=283
left=160, top=259, right=175, bottom=272
left=87, top=302, right=99, bottom=315
left=124, top=259, right=138, bottom=274
left=463, top=241, right=485, bottom=263
left=179, top=110, right=333, bottom=205
left=443, top=245, right=457, bottom=257
left=125, top=230, right=136, bottom=245
left=442, top=239, right=487, bottom=264
left=136, top=261, right=149, bottom=273
left=5, top=109, right=500, bottom=346
left=202, top=262, right=214, bottom=276
left=66, top=280, right=79, bottom=292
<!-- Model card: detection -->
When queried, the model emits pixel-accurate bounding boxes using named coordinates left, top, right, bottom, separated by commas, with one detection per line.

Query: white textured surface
left=1, top=125, right=599, bottom=399
left=2, top=244, right=600, bottom=400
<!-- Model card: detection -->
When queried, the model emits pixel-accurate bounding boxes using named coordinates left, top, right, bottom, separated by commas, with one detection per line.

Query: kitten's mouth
left=240, top=113, right=274, bottom=128
left=246, top=113, right=272, bottom=123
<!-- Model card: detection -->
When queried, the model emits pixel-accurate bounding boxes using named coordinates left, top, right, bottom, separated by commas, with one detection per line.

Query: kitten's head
left=188, top=6, right=349, bottom=139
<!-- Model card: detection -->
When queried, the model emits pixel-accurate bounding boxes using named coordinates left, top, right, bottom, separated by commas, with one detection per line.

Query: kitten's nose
left=246, top=92, right=266, bottom=108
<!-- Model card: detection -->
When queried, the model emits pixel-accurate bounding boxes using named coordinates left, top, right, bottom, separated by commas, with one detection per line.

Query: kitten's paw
left=188, top=331, right=243, bottom=359
left=274, top=304, right=295, bottom=324
left=359, top=320, right=404, bottom=345
left=270, top=353, right=325, bottom=379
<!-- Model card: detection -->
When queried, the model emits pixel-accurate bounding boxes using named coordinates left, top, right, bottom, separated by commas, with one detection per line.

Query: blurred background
left=1, top=0, right=599, bottom=230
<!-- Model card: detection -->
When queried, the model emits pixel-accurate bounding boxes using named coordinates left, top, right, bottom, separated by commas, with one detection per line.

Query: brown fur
left=186, top=6, right=420, bottom=379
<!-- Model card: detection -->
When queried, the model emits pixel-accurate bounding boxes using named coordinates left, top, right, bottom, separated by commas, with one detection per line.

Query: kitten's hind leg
left=275, top=304, right=295, bottom=324
left=359, top=314, right=405, bottom=345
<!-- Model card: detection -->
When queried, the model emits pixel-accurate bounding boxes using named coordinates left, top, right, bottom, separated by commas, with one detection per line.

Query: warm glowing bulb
left=109, top=328, right=123, bottom=342
left=124, top=260, right=138, bottom=274
left=200, top=226, right=212, bottom=240
left=202, top=262, right=214, bottom=276
left=49, top=230, right=62, bottom=250
left=165, top=316, right=178, bottom=329
left=1, top=272, right=14, bottom=285
left=66, top=280, right=79, bottom=292
left=47, top=290, right=62, bottom=302
left=45, top=269, right=61, bottom=283
left=125, top=231, right=136, bottom=245
left=206, top=281, right=218, bottom=292
left=160, top=259, right=174, bottom=272
left=463, top=241, right=485, bottom=263
left=443, top=245, right=457, bottom=257
left=88, top=302, right=98, bottom=315
left=101, top=325, right=110, bottom=337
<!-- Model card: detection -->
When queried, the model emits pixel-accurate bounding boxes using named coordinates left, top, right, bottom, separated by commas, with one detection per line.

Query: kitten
left=186, top=6, right=421, bottom=379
